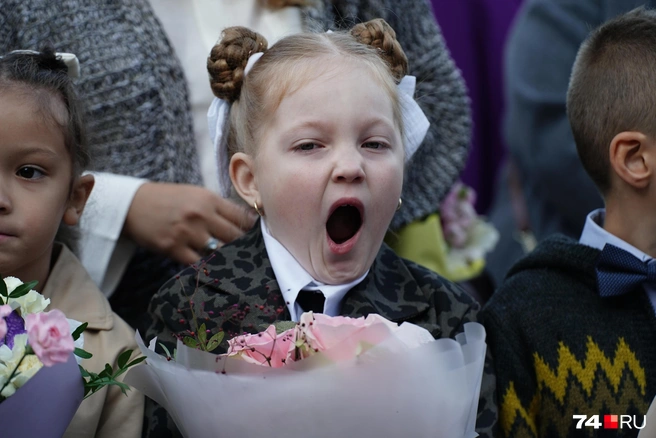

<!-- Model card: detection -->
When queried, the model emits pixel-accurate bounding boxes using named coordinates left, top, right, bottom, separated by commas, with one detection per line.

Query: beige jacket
left=42, top=245, right=144, bottom=438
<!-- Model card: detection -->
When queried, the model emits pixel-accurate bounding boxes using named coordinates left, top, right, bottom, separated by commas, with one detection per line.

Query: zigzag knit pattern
left=482, top=234, right=656, bottom=438
left=501, top=337, right=649, bottom=437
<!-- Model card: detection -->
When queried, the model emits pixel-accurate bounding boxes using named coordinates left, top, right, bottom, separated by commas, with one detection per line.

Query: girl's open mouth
left=326, top=201, right=363, bottom=254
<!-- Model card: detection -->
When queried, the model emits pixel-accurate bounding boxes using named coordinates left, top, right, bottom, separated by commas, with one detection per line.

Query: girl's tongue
left=326, top=205, right=362, bottom=244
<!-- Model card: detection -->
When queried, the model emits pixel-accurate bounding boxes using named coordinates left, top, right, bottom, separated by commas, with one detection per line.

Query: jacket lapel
left=195, top=223, right=292, bottom=329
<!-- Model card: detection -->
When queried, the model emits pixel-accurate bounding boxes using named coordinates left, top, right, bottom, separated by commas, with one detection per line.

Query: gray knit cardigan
left=0, top=0, right=470, bottom=230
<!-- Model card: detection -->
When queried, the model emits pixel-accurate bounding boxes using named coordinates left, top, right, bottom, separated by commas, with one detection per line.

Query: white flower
left=0, top=334, right=34, bottom=397
left=0, top=334, right=44, bottom=397
left=3, top=277, right=22, bottom=294
left=12, top=354, right=43, bottom=388
left=10, top=289, right=50, bottom=315
left=0, top=377, right=15, bottom=397
left=0, top=334, right=27, bottom=371
left=3, top=276, right=50, bottom=315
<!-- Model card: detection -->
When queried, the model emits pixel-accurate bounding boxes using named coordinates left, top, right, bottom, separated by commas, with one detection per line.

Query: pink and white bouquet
left=439, top=182, right=499, bottom=273
left=126, top=313, right=487, bottom=438
left=0, top=276, right=144, bottom=437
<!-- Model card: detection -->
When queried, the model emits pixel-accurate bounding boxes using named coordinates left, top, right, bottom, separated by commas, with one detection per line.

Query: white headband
left=1, top=50, right=80, bottom=78
left=208, top=52, right=430, bottom=198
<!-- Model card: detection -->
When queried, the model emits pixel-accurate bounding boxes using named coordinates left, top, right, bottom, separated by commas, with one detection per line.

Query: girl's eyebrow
left=14, top=146, right=59, bottom=158
left=288, top=117, right=395, bottom=133
left=287, top=120, right=326, bottom=132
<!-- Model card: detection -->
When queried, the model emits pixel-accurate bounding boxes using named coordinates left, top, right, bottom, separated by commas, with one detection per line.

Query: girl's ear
left=62, top=173, right=95, bottom=226
left=230, top=152, right=260, bottom=205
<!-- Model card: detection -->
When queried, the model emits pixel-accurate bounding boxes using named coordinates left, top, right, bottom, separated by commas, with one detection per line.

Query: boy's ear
left=230, top=152, right=260, bottom=206
left=609, top=131, right=655, bottom=189
left=62, top=173, right=95, bottom=226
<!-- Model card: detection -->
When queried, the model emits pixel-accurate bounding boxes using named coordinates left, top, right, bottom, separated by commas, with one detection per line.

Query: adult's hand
left=123, top=182, right=257, bottom=264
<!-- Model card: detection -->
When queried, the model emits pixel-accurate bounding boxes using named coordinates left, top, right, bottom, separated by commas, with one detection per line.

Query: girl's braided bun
left=350, top=18, right=408, bottom=82
left=207, top=27, right=268, bottom=102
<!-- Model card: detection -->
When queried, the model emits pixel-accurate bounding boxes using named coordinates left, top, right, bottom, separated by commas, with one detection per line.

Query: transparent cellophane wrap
left=126, top=321, right=486, bottom=438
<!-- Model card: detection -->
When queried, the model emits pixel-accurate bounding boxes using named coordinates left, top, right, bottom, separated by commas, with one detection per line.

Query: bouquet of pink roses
left=126, top=313, right=486, bottom=438
left=0, top=276, right=144, bottom=437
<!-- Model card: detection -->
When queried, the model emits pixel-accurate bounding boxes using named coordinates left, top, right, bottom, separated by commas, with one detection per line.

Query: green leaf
left=8, top=281, right=38, bottom=299
left=205, top=331, right=225, bottom=352
left=125, top=356, right=146, bottom=368
left=183, top=337, right=198, bottom=349
left=74, top=348, right=93, bottom=359
left=104, top=363, right=114, bottom=376
left=78, top=365, right=90, bottom=378
left=71, top=322, right=88, bottom=341
left=117, top=349, right=133, bottom=369
left=159, top=343, right=173, bottom=359
left=9, top=284, right=32, bottom=298
left=198, top=323, right=207, bottom=347
left=206, top=340, right=219, bottom=352
left=112, top=381, right=131, bottom=396
left=273, top=321, right=297, bottom=334
left=0, top=278, right=7, bottom=298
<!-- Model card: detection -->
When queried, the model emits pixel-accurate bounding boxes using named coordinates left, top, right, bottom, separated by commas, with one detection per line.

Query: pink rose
left=297, top=312, right=399, bottom=361
left=226, top=325, right=295, bottom=367
left=0, top=304, right=12, bottom=340
left=25, top=310, right=74, bottom=367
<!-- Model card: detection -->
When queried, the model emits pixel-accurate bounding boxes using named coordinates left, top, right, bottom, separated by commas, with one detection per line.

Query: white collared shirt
left=260, top=220, right=369, bottom=321
left=579, top=208, right=656, bottom=313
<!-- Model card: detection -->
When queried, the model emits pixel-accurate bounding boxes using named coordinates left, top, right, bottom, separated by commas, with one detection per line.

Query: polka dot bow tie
left=596, top=244, right=656, bottom=297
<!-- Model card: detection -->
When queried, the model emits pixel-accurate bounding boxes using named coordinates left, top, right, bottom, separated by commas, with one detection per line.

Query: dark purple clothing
left=431, top=0, right=523, bottom=213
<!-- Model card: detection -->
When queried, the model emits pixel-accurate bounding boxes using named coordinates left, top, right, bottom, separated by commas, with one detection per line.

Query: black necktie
left=296, top=290, right=325, bottom=314
left=596, top=244, right=656, bottom=297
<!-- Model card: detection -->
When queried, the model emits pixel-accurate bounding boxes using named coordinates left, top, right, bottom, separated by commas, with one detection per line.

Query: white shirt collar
left=579, top=208, right=651, bottom=262
left=260, top=220, right=368, bottom=321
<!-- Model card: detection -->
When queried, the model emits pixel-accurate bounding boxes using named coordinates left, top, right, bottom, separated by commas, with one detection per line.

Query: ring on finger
left=203, top=236, right=220, bottom=254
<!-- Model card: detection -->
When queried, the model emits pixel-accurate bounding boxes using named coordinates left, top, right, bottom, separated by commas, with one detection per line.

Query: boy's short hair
left=567, top=7, right=656, bottom=194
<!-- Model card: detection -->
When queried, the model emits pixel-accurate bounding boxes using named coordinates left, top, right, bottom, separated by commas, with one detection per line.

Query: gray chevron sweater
left=482, top=234, right=656, bottom=438
left=0, top=0, right=470, bottom=230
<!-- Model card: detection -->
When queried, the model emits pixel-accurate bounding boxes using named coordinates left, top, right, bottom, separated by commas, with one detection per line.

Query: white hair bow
left=2, top=50, right=80, bottom=78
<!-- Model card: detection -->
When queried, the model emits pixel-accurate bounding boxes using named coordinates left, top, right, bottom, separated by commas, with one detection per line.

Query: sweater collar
left=506, top=234, right=600, bottom=291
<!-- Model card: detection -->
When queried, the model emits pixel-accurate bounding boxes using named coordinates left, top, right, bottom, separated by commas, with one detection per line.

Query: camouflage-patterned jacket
left=141, top=225, right=497, bottom=437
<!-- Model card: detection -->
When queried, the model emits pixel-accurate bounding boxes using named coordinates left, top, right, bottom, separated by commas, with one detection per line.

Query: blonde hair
left=207, top=19, right=408, bottom=158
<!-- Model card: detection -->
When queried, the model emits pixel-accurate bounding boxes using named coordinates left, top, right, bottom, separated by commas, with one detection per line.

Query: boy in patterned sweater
left=482, top=7, right=656, bottom=438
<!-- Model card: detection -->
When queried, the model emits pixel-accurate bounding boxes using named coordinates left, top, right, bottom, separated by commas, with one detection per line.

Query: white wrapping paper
left=126, top=321, right=486, bottom=438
